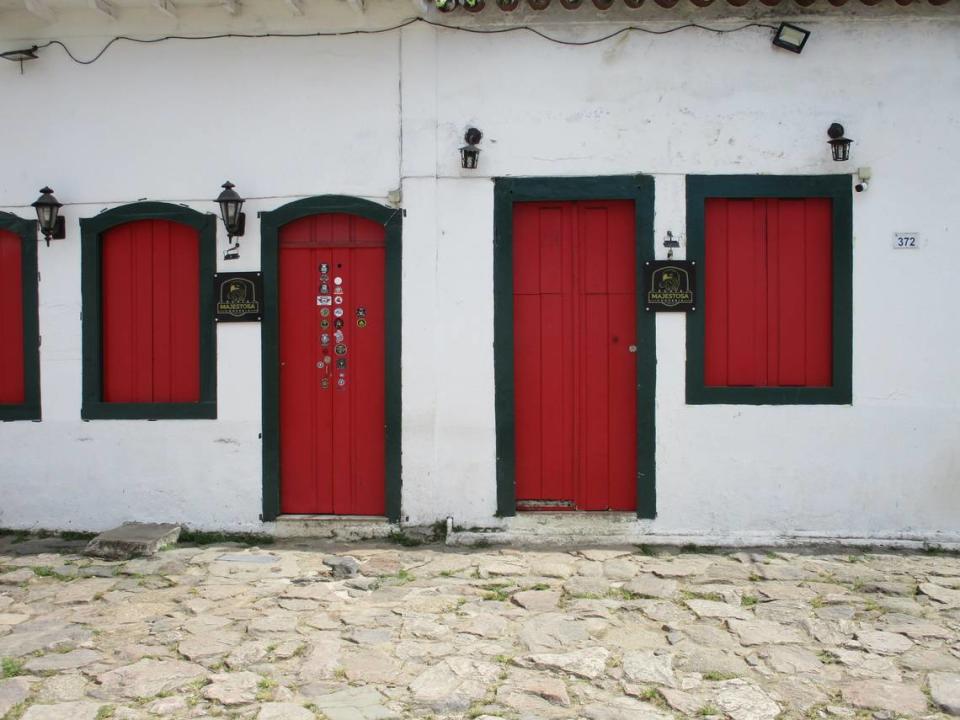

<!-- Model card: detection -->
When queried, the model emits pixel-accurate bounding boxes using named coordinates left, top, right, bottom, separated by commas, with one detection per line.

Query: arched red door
left=278, top=213, right=386, bottom=515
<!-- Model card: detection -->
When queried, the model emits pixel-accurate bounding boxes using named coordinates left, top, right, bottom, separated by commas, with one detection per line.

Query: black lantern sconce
left=216, top=181, right=245, bottom=261
left=460, top=128, right=482, bottom=170
left=828, top=123, right=853, bottom=162
left=31, top=187, right=65, bottom=246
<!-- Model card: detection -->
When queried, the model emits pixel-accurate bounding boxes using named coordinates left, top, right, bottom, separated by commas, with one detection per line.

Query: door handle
left=628, top=345, right=637, bottom=353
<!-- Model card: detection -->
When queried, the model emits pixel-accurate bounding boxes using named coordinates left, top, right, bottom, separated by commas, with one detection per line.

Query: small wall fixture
left=827, top=123, right=853, bottom=162
left=1, top=45, right=39, bottom=74
left=31, top=187, right=65, bottom=246
left=772, top=23, right=810, bottom=54
left=216, top=181, right=245, bottom=261
left=460, top=128, right=482, bottom=170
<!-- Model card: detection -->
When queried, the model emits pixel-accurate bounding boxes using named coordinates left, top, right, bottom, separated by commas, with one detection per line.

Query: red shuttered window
left=704, top=198, right=833, bottom=388
left=686, top=175, right=852, bottom=406
left=0, top=229, right=26, bottom=405
left=101, top=219, right=200, bottom=403
left=81, top=203, right=216, bottom=420
left=0, top=214, right=40, bottom=421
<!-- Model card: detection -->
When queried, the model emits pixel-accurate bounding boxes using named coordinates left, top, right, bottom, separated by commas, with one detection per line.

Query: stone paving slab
left=2, top=536, right=960, bottom=718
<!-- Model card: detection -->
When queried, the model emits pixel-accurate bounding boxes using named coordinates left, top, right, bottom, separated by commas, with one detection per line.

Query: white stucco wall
left=0, top=3, right=957, bottom=541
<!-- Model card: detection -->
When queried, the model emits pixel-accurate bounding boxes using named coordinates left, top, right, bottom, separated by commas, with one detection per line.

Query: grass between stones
left=176, top=530, right=274, bottom=546
left=2, top=657, right=24, bottom=678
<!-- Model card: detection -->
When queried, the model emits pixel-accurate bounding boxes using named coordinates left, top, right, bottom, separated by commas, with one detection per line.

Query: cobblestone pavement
left=2, top=536, right=960, bottom=720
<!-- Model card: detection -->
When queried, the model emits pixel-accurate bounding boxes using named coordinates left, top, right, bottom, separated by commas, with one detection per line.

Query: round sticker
left=324, top=356, right=331, bottom=364
left=320, top=308, right=330, bottom=317
left=320, top=319, right=330, bottom=329
left=334, top=277, right=343, bottom=285
left=334, top=330, right=344, bottom=342
left=320, top=334, right=330, bottom=345
left=334, top=318, right=344, bottom=329
left=334, top=296, right=343, bottom=305
left=316, top=361, right=323, bottom=369
left=334, top=343, right=347, bottom=356
left=334, top=308, right=344, bottom=317
left=357, top=318, right=367, bottom=328
left=337, top=377, right=346, bottom=387
left=320, top=377, right=329, bottom=389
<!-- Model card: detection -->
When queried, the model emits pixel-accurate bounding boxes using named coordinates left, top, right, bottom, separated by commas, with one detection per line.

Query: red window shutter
left=0, top=230, right=25, bottom=405
left=705, top=198, right=832, bottom=388
left=101, top=219, right=200, bottom=403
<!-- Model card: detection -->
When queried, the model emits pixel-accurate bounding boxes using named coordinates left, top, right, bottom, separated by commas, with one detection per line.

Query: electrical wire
left=30, top=17, right=778, bottom=65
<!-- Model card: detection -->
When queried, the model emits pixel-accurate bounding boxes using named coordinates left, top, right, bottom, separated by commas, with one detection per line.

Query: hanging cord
left=30, top=17, right=778, bottom=65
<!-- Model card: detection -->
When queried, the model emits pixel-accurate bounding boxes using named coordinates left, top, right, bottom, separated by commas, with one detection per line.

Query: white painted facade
left=0, top=1, right=957, bottom=543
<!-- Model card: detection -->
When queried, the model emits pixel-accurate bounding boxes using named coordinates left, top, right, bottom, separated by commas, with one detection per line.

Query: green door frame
left=259, top=196, right=402, bottom=522
left=0, top=212, right=41, bottom=422
left=493, top=176, right=657, bottom=519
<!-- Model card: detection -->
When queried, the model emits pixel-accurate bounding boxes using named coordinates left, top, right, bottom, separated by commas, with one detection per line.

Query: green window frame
left=685, top=175, right=853, bottom=405
left=80, top=202, right=217, bottom=420
left=0, top=212, right=41, bottom=422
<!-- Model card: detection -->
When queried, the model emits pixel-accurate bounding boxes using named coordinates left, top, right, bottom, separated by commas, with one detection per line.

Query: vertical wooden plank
left=567, top=203, right=581, bottom=507
left=766, top=199, right=781, bottom=385
left=513, top=295, right=542, bottom=501
left=168, top=222, right=200, bottom=402
left=753, top=200, right=769, bottom=386
left=582, top=293, right=610, bottom=510
left=581, top=205, right=608, bottom=294
left=606, top=201, right=637, bottom=511
left=330, top=245, right=353, bottom=515
left=725, top=199, right=759, bottom=386
left=151, top=221, right=173, bottom=402
left=348, top=236, right=386, bottom=515
left=776, top=199, right=808, bottom=385
left=704, top=199, right=729, bottom=386
left=539, top=206, right=564, bottom=294
left=539, top=293, right=564, bottom=499
left=316, top=246, right=334, bottom=514
left=0, top=230, right=24, bottom=404
left=607, top=292, right=637, bottom=510
left=279, top=245, right=317, bottom=513
left=102, top=224, right=134, bottom=402
left=805, top=198, right=833, bottom=386
left=512, top=204, right=541, bottom=295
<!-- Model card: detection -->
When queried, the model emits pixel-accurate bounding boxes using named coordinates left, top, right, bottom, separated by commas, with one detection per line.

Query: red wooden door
left=704, top=198, right=832, bottom=387
left=279, top=214, right=386, bottom=515
left=0, top=230, right=25, bottom=405
left=513, top=200, right=637, bottom=511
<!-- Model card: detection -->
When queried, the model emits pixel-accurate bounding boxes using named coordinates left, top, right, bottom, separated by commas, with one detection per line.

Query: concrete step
left=274, top=515, right=396, bottom=540
left=85, top=522, right=181, bottom=559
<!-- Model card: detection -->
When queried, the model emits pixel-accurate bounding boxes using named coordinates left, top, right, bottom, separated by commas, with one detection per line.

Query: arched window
left=81, top=203, right=217, bottom=419
left=0, top=212, right=40, bottom=421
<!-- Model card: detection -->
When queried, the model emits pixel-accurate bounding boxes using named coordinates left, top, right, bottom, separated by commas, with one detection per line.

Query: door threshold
left=279, top=514, right=388, bottom=522
left=274, top=514, right=396, bottom=539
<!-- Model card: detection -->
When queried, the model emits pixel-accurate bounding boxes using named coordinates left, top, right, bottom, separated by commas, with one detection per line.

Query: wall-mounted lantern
left=216, top=181, right=245, bottom=261
left=31, top=187, right=65, bottom=246
left=460, top=128, right=482, bottom=170
left=828, top=123, right=852, bottom=162
left=772, top=23, right=810, bottom=54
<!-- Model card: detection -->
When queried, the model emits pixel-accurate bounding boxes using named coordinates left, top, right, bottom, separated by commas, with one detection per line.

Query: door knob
left=628, top=345, right=637, bottom=353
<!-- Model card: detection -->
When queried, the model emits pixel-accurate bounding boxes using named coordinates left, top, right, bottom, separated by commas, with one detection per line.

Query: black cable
left=32, top=17, right=777, bottom=65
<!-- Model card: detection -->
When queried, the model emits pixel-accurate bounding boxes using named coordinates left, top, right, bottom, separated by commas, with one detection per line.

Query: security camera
left=855, top=180, right=869, bottom=193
